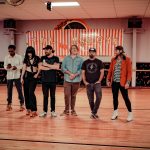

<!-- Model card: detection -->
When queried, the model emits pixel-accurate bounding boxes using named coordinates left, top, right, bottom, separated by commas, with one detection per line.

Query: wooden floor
left=0, top=85, right=150, bottom=150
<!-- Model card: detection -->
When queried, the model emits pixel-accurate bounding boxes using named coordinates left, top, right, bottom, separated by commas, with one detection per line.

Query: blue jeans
left=86, top=83, right=102, bottom=114
left=7, top=78, right=24, bottom=105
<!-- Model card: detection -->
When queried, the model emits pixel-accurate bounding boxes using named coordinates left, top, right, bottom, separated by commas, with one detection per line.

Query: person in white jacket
left=4, top=45, right=24, bottom=111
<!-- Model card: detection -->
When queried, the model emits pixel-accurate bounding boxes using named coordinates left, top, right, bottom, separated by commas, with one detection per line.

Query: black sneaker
left=90, top=113, right=99, bottom=119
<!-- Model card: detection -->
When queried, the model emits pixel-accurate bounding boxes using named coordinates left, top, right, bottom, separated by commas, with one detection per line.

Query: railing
left=0, top=62, right=149, bottom=87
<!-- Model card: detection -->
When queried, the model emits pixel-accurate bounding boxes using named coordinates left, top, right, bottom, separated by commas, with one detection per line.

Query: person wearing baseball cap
left=82, top=48, right=104, bottom=119
left=107, top=45, right=133, bottom=122
left=39, top=45, right=60, bottom=118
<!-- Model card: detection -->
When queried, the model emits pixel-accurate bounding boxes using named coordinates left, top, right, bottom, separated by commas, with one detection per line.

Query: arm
left=96, top=68, right=104, bottom=83
left=15, top=56, right=23, bottom=70
left=42, top=62, right=60, bottom=70
left=82, top=70, right=89, bottom=86
left=125, top=58, right=132, bottom=89
left=4, top=56, right=12, bottom=70
left=106, top=58, right=114, bottom=86
left=20, top=64, right=27, bottom=83
left=75, top=58, right=84, bottom=77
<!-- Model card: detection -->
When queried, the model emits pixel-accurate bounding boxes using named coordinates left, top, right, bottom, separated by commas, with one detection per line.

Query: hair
left=24, top=46, right=36, bottom=59
left=8, top=45, right=16, bottom=50
left=115, top=45, right=126, bottom=60
left=115, top=45, right=124, bottom=51
left=70, top=45, right=79, bottom=54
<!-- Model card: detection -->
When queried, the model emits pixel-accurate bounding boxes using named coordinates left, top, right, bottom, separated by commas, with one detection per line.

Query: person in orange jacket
left=107, top=45, right=133, bottom=122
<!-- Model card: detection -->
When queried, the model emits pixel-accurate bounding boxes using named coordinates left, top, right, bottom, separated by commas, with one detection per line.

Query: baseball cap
left=43, top=45, right=52, bottom=50
left=89, top=48, right=96, bottom=52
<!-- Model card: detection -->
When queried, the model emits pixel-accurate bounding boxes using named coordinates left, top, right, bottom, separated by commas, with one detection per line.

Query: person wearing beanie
left=107, top=45, right=133, bottom=122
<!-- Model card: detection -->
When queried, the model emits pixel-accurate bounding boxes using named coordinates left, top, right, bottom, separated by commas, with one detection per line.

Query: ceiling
left=0, top=0, right=150, bottom=20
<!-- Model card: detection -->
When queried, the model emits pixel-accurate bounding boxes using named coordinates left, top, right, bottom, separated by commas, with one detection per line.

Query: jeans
left=86, top=83, right=102, bottom=114
left=7, top=78, right=24, bottom=105
left=64, top=81, right=80, bottom=111
left=112, top=82, right=132, bottom=112
left=42, top=82, right=56, bottom=112
left=23, top=71, right=37, bottom=111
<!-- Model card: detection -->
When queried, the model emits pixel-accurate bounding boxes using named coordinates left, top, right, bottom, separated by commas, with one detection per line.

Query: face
left=89, top=51, right=96, bottom=59
left=70, top=46, right=78, bottom=55
left=115, top=49, right=123, bottom=56
left=45, top=49, right=52, bottom=56
left=8, top=48, right=15, bottom=56
left=27, top=53, right=32, bottom=59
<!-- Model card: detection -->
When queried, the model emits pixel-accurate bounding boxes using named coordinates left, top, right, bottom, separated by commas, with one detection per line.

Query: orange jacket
left=107, top=56, right=132, bottom=87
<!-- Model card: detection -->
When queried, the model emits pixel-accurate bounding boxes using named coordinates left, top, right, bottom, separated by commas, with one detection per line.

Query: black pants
left=42, top=82, right=56, bottom=112
left=112, top=82, right=132, bottom=112
left=7, top=78, right=24, bottom=105
left=23, top=71, right=37, bottom=111
left=86, top=83, right=102, bottom=114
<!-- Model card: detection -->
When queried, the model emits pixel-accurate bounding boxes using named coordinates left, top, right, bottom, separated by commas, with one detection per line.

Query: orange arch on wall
left=54, top=19, right=90, bottom=30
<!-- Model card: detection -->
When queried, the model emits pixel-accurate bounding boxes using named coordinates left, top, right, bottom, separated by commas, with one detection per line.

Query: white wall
left=0, top=18, right=150, bottom=62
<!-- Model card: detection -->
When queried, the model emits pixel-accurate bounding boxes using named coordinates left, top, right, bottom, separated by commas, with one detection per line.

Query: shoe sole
left=111, top=116, right=118, bottom=120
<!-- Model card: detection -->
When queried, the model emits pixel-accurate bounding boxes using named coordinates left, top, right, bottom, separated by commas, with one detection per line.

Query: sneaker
left=111, top=109, right=118, bottom=120
left=90, top=113, right=99, bottom=119
left=6, top=104, right=12, bottom=111
left=39, top=112, right=47, bottom=117
left=51, top=111, right=57, bottom=117
left=60, top=110, right=69, bottom=116
left=71, top=110, right=78, bottom=116
left=20, top=104, right=25, bottom=111
left=30, top=111, right=38, bottom=117
left=127, top=112, right=133, bottom=122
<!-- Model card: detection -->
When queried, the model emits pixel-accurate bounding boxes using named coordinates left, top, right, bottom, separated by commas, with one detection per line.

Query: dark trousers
left=112, top=82, right=132, bottom=112
left=23, top=73, right=37, bottom=111
left=86, top=83, right=102, bottom=114
left=64, top=81, right=80, bottom=111
left=7, top=78, right=24, bottom=105
left=42, top=82, right=56, bottom=112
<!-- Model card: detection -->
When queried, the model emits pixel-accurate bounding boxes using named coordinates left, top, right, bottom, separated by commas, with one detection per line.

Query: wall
left=0, top=18, right=150, bottom=62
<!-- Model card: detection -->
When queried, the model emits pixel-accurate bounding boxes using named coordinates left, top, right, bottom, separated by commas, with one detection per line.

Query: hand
left=53, top=64, right=60, bottom=70
left=7, top=64, right=12, bottom=69
left=34, top=74, right=38, bottom=78
left=95, top=81, right=101, bottom=84
left=69, top=74, right=76, bottom=80
left=125, top=83, right=129, bottom=89
left=84, top=82, right=89, bottom=86
left=20, top=78, right=24, bottom=84
left=42, top=62, right=49, bottom=67
left=107, top=81, right=111, bottom=86
left=12, top=66, right=17, bottom=70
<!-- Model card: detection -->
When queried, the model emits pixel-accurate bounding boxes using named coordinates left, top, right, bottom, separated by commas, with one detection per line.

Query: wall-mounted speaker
left=128, top=18, right=142, bottom=28
left=3, top=19, right=16, bottom=29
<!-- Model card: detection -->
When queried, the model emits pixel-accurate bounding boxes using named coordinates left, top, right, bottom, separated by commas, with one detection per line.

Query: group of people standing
left=4, top=44, right=133, bottom=122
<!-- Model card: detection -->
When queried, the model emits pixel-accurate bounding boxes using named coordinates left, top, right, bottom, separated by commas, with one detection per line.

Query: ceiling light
left=45, top=2, right=80, bottom=7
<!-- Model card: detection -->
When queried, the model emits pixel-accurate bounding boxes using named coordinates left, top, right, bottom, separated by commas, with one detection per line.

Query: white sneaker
left=127, top=112, right=133, bottom=122
left=39, top=112, right=47, bottom=117
left=51, top=111, right=57, bottom=117
left=111, top=109, right=118, bottom=120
